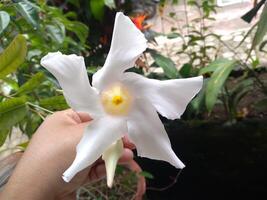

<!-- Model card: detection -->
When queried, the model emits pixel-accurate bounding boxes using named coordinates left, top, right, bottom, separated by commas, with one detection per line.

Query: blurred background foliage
left=0, top=0, right=267, bottom=198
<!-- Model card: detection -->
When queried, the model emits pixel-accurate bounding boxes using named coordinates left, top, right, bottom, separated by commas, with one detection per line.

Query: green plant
left=172, top=0, right=219, bottom=69
left=156, top=1, right=267, bottom=121
left=0, top=0, right=91, bottom=146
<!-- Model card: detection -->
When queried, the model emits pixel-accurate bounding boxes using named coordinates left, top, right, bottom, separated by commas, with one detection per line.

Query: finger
left=118, top=148, right=134, bottom=164
left=76, top=112, right=92, bottom=123
left=122, top=136, right=136, bottom=150
left=61, top=109, right=83, bottom=124
left=127, top=160, right=146, bottom=196
left=69, top=110, right=82, bottom=124
left=61, top=109, right=92, bottom=124
left=88, top=163, right=106, bottom=182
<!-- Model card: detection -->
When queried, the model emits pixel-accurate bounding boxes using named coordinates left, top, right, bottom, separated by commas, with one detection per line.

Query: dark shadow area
left=136, top=118, right=267, bottom=200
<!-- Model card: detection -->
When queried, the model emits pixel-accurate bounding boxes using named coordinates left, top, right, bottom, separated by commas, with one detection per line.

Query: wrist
left=0, top=150, right=58, bottom=200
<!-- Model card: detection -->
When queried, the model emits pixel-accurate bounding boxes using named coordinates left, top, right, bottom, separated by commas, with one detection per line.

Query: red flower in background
left=131, top=14, right=147, bottom=30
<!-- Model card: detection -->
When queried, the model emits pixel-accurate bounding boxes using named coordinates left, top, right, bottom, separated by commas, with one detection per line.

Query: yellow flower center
left=112, top=95, right=123, bottom=105
left=101, top=83, right=132, bottom=116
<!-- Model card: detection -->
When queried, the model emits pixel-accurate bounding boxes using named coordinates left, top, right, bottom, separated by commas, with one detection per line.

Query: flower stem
left=26, top=102, right=54, bottom=114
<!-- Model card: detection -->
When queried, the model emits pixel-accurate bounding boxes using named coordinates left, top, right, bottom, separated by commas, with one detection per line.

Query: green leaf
left=39, top=95, right=69, bottom=111
left=205, top=59, right=236, bottom=112
left=252, top=3, right=267, bottom=47
left=139, top=171, right=154, bottom=179
left=166, top=32, right=181, bottom=39
left=254, top=98, right=267, bottom=111
left=230, top=79, right=254, bottom=98
left=15, top=0, right=39, bottom=28
left=17, top=72, right=45, bottom=95
left=190, top=78, right=208, bottom=114
left=233, top=86, right=252, bottom=109
left=104, top=0, right=115, bottom=9
left=0, top=129, right=9, bottom=146
left=228, top=78, right=254, bottom=110
left=0, top=11, right=10, bottom=35
left=90, top=0, right=105, bottom=21
left=25, top=112, right=42, bottom=137
left=46, top=21, right=65, bottom=44
left=2, top=77, right=19, bottom=90
left=63, top=21, right=88, bottom=43
left=179, top=63, right=192, bottom=78
left=235, top=22, right=258, bottom=48
left=0, top=34, right=27, bottom=79
left=18, top=141, right=29, bottom=149
left=0, top=97, right=27, bottom=130
left=67, top=0, right=80, bottom=7
left=169, top=12, right=176, bottom=18
left=199, top=58, right=230, bottom=75
left=150, top=51, right=179, bottom=79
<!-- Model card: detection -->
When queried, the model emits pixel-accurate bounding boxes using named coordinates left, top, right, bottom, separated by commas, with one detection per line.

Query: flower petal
left=92, top=12, right=147, bottom=91
left=127, top=99, right=185, bottom=168
left=102, top=139, right=123, bottom=188
left=122, top=73, right=203, bottom=120
left=41, top=52, right=103, bottom=118
left=62, top=116, right=127, bottom=182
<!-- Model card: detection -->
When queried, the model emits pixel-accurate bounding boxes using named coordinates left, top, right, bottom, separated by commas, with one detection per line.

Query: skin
left=0, top=109, right=135, bottom=200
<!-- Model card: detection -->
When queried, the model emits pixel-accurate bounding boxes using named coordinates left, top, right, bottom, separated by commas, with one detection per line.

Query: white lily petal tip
left=115, top=11, right=147, bottom=45
left=169, top=157, right=185, bottom=169
left=115, top=12, right=129, bottom=21
left=40, top=51, right=62, bottom=64
left=40, top=52, right=64, bottom=72
left=178, top=162, right=186, bottom=169
left=102, top=139, right=123, bottom=188
left=62, top=165, right=78, bottom=183
left=62, top=174, right=71, bottom=183
left=107, top=178, right=113, bottom=188
left=106, top=166, right=115, bottom=188
left=170, top=151, right=186, bottom=169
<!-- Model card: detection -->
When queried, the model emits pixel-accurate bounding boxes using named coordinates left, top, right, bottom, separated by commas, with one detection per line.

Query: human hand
left=0, top=109, right=134, bottom=200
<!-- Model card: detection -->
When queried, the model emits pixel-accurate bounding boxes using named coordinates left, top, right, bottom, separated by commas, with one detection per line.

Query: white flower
left=41, top=12, right=203, bottom=187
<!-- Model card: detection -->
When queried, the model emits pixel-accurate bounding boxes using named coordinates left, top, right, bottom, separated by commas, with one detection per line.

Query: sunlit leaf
left=17, top=72, right=46, bottom=95
left=18, top=141, right=29, bottom=149
left=0, top=11, right=10, bottom=35
left=252, top=2, right=267, bottom=47
left=104, top=0, right=115, bottom=9
left=2, top=77, right=19, bottom=90
left=0, top=34, right=27, bottom=79
left=150, top=51, right=179, bottom=79
left=39, top=95, right=69, bottom=111
left=199, top=58, right=230, bottom=75
left=205, top=59, right=236, bottom=112
left=0, top=97, right=28, bottom=131
left=46, top=21, right=65, bottom=44
left=15, top=0, right=40, bottom=29
left=0, top=129, right=9, bottom=146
